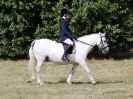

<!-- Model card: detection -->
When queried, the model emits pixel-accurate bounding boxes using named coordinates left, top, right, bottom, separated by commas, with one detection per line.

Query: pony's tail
left=28, top=40, right=36, bottom=82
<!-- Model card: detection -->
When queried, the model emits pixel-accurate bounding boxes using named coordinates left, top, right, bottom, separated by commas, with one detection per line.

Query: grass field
left=0, top=59, right=133, bottom=99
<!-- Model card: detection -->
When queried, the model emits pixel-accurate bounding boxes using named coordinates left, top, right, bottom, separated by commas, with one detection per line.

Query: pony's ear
left=99, top=32, right=101, bottom=34
left=103, top=31, right=106, bottom=36
left=104, top=31, right=106, bottom=35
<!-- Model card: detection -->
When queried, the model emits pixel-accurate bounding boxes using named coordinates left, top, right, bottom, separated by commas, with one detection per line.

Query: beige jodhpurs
left=63, top=38, right=73, bottom=45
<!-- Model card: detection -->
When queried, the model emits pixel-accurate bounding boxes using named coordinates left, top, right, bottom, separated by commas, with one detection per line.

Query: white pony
left=28, top=32, right=109, bottom=85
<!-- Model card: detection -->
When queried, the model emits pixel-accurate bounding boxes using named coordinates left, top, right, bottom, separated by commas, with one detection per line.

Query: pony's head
left=97, top=32, right=109, bottom=54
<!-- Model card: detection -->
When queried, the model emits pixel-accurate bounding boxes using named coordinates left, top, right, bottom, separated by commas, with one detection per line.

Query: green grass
left=0, top=59, right=133, bottom=99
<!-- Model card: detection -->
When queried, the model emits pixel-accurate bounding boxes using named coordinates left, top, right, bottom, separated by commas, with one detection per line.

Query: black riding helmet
left=60, top=8, right=71, bottom=17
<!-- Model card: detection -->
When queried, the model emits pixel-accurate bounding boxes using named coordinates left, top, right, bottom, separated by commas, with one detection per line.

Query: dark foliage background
left=0, top=0, right=132, bottom=59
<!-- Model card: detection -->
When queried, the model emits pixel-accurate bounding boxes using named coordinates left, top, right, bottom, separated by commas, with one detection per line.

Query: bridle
left=98, top=34, right=109, bottom=51
left=76, top=34, right=108, bottom=51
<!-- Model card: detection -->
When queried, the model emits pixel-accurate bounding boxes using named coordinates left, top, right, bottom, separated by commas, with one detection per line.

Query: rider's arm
left=60, top=20, right=73, bottom=39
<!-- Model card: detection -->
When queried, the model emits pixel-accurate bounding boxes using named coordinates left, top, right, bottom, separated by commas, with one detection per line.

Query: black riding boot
left=62, top=44, right=73, bottom=62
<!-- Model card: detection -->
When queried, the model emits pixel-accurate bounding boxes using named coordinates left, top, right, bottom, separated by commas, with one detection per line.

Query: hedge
left=0, top=0, right=132, bottom=59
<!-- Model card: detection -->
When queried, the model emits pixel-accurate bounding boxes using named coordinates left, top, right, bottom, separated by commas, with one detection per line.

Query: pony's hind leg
left=28, top=61, right=36, bottom=83
left=35, top=59, right=44, bottom=85
left=67, top=63, right=78, bottom=84
left=28, top=48, right=36, bottom=83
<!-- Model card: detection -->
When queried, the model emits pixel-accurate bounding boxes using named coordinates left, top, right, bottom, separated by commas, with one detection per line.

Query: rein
left=76, top=39, right=94, bottom=46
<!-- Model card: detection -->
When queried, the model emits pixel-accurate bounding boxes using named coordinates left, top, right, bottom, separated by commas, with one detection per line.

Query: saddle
left=56, top=40, right=75, bottom=54
left=62, top=42, right=74, bottom=54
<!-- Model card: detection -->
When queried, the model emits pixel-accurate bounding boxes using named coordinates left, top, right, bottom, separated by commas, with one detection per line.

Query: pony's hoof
left=37, top=82, right=44, bottom=85
left=67, top=81, right=72, bottom=84
left=92, top=81, right=96, bottom=85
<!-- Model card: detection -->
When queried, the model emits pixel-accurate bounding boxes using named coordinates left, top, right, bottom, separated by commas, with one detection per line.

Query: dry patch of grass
left=0, top=59, right=133, bottom=99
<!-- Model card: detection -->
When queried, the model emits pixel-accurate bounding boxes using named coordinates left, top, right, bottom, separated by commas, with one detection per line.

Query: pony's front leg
left=67, top=63, right=78, bottom=84
left=79, top=60, right=96, bottom=84
left=35, top=60, right=44, bottom=85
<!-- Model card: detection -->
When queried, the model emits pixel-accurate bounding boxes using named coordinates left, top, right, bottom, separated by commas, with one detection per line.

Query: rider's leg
left=62, top=39, right=73, bottom=62
left=62, top=44, right=72, bottom=62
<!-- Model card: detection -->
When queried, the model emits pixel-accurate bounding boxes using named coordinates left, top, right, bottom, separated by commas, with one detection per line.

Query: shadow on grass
left=44, top=79, right=126, bottom=85
left=44, top=80, right=66, bottom=84
left=72, top=80, right=125, bottom=85
left=96, top=80, right=125, bottom=84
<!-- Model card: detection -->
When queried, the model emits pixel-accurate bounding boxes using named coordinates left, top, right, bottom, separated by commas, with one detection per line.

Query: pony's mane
left=78, top=33, right=99, bottom=40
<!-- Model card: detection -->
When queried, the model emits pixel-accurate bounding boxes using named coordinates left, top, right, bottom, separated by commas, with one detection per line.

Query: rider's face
left=64, top=13, right=70, bottom=20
